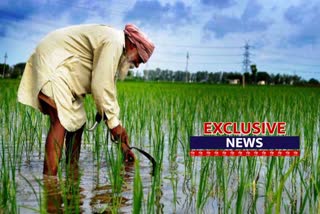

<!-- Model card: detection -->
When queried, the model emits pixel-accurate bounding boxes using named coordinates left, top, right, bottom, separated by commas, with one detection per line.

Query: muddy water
left=15, top=143, right=191, bottom=213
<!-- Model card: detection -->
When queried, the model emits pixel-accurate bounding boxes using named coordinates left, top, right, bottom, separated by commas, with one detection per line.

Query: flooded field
left=1, top=80, right=320, bottom=213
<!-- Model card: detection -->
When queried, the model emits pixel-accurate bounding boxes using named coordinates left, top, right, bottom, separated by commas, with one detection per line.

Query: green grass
left=0, top=79, right=319, bottom=213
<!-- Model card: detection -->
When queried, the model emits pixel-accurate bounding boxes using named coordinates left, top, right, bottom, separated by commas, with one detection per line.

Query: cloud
left=284, top=3, right=320, bottom=46
left=124, top=0, right=192, bottom=29
left=203, top=0, right=271, bottom=39
left=241, top=0, right=263, bottom=20
left=0, top=1, right=40, bottom=37
left=0, top=0, right=112, bottom=31
left=284, top=5, right=306, bottom=25
left=0, top=0, right=39, bottom=22
left=200, top=0, right=235, bottom=9
left=0, top=0, right=113, bottom=66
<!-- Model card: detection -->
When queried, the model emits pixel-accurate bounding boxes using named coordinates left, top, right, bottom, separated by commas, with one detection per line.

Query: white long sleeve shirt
left=17, top=24, right=125, bottom=131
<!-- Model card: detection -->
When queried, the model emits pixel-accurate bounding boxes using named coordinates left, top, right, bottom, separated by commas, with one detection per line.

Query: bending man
left=17, top=24, right=155, bottom=176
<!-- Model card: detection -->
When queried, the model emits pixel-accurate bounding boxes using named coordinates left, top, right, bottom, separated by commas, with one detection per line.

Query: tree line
left=1, top=62, right=319, bottom=85
left=134, top=65, right=319, bottom=85
left=0, top=62, right=26, bottom=79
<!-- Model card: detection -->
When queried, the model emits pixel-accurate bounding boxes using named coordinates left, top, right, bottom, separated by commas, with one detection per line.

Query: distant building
left=229, top=79, right=240, bottom=85
left=257, top=80, right=266, bottom=85
left=290, top=80, right=294, bottom=85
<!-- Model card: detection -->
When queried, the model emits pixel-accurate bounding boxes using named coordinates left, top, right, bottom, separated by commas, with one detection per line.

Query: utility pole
left=2, top=52, right=8, bottom=78
left=143, top=61, right=149, bottom=81
left=242, top=42, right=250, bottom=87
left=185, top=52, right=189, bottom=83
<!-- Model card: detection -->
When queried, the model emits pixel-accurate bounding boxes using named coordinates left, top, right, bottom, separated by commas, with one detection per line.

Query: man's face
left=118, top=54, right=134, bottom=80
left=126, top=47, right=143, bottom=68
left=118, top=43, right=144, bottom=80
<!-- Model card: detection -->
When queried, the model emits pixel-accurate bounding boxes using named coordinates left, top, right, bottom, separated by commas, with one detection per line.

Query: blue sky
left=0, top=0, right=319, bottom=80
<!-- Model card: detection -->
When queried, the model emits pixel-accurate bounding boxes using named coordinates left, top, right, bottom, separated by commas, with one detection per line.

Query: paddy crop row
left=0, top=79, right=319, bottom=213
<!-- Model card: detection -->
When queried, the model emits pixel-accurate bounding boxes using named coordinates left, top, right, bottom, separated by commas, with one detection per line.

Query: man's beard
left=117, top=55, right=134, bottom=80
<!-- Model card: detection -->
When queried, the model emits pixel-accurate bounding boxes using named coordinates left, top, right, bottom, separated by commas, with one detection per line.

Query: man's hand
left=121, top=143, right=135, bottom=163
left=110, top=125, right=135, bottom=162
left=110, top=125, right=129, bottom=144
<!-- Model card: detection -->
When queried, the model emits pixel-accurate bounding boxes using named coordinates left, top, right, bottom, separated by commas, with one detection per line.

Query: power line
left=253, top=50, right=320, bottom=61
left=152, top=60, right=242, bottom=65
left=155, top=50, right=244, bottom=57
left=156, top=43, right=243, bottom=49
left=259, top=65, right=319, bottom=74
left=255, top=61, right=320, bottom=68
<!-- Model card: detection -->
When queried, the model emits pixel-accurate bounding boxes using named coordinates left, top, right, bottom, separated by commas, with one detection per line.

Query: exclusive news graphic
left=190, top=122, right=300, bottom=157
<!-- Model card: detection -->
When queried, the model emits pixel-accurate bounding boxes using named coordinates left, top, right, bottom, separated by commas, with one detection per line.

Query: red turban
left=124, top=24, right=155, bottom=63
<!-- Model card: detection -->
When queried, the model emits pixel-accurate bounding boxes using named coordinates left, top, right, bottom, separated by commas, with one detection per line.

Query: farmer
left=17, top=24, right=155, bottom=176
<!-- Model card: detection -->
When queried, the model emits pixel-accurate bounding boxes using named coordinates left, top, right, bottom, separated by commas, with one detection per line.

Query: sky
left=0, top=0, right=319, bottom=80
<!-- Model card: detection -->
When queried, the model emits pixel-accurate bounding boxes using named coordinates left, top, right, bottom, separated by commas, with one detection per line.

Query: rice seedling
left=196, top=157, right=212, bottom=212
left=132, top=159, right=143, bottom=214
left=104, top=142, right=125, bottom=212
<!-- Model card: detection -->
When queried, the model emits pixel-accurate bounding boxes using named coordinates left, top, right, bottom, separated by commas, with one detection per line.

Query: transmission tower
left=243, top=42, right=251, bottom=73
left=242, top=43, right=251, bottom=87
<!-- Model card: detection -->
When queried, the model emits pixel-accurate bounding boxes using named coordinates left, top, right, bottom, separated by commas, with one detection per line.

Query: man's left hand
left=110, top=125, right=135, bottom=162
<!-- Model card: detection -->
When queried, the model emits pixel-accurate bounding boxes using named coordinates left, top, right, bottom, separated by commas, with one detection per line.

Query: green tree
left=0, top=63, right=10, bottom=78
left=244, top=72, right=252, bottom=84
left=250, top=64, right=258, bottom=84
left=11, top=62, right=26, bottom=78
left=308, top=78, right=319, bottom=85
left=257, top=71, right=270, bottom=83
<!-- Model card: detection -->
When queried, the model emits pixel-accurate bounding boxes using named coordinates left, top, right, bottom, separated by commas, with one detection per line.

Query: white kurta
left=17, top=24, right=125, bottom=131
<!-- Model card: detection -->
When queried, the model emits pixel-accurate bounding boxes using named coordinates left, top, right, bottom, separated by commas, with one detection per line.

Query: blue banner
left=190, top=136, right=300, bottom=150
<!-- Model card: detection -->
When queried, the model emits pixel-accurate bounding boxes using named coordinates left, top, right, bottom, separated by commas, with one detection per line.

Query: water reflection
left=43, top=176, right=62, bottom=213
left=43, top=165, right=84, bottom=213
left=90, top=163, right=134, bottom=213
left=41, top=163, right=138, bottom=213
left=17, top=150, right=163, bottom=213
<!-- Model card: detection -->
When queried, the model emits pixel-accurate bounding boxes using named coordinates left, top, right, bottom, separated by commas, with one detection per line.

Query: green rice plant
left=196, top=157, right=212, bottom=213
left=168, top=163, right=178, bottom=211
left=236, top=159, right=245, bottom=214
left=168, top=105, right=180, bottom=163
left=21, top=176, right=45, bottom=214
left=52, top=150, right=83, bottom=214
left=0, top=135, right=18, bottom=213
left=147, top=113, right=165, bottom=213
left=215, top=157, right=230, bottom=213
left=250, top=162, right=261, bottom=214
left=275, top=159, right=300, bottom=214
left=132, top=159, right=143, bottom=214
left=104, top=142, right=125, bottom=212
left=265, top=157, right=276, bottom=212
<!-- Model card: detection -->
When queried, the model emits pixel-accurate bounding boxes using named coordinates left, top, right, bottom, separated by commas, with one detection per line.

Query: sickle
left=122, top=142, right=156, bottom=176
left=131, top=146, right=156, bottom=176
